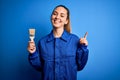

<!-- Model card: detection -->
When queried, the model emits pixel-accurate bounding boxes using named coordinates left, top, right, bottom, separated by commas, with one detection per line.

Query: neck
left=53, top=28, right=64, bottom=38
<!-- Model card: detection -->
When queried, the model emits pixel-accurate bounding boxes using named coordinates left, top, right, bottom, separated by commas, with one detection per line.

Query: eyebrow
left=53, top=10, right=66, bottom=15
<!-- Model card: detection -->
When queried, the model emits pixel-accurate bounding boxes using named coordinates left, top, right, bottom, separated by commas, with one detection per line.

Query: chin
left=53, top=24, right=61, bottom=28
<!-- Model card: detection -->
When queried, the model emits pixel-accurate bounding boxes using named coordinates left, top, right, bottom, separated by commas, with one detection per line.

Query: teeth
left=54, top=20, right=60, bottom=23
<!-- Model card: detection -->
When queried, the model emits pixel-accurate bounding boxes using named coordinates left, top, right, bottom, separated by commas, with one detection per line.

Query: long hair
left=51, top=5, right=71, bottom=33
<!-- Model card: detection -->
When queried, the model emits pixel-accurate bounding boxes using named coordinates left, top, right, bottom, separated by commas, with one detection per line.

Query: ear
left=65, top=19, right=68, bottom=24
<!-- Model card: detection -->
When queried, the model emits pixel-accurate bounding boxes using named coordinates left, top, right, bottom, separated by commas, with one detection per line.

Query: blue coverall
left=29, top=30, right=89, bottom=80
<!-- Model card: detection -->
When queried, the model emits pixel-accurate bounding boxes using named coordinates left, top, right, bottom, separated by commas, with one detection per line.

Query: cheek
left=62, top=16, right=67, bottom=22
left=51, top=16, right=55, bottom=23
left=63, top=18, right=68, bottom=24
left=51, top=16, right=54, bottom=23
left=51, top=15, right=55, bottom=20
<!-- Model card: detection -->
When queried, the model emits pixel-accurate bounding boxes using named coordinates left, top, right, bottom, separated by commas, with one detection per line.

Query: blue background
left=0, top=0, right=120, bottom=80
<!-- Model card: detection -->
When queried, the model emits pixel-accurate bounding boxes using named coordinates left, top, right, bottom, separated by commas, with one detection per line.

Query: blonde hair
left=52, top=5, right=71, bottom=33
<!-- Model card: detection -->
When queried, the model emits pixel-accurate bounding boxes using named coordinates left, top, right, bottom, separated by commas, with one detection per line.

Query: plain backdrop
left=0, top=0, right=120, bottom=80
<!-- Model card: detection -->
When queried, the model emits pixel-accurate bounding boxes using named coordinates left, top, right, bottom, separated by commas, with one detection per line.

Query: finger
left=29, top=41, right=35, bottom=43
left=28, top=42, right=35, bottom=48
left=30, top=47, right=35, bottom=50
left=80, top=39, right=88, bottom=46
left=28, top=41, right=35, bottom=45
left=28, top=46, right=36, bottom=51
left=80, top=38, right=83, bottom=41
left=84, top=32, right=88, bottom=39
left=30, top=43, right=35, bottom=47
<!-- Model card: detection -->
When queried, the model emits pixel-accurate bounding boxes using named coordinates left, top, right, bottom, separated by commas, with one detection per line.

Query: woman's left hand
left=80, top=32, right=88, bottom=46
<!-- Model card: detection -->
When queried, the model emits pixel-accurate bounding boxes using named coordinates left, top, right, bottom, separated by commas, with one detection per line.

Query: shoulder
left=63, top=30, right=79, bottom=40
left=69, top=33, right=79, bottom=40
left=67, top=33, right=80, bottom=47
left=38, top=33, right=50, bottom=45
left=39, top=34, right=49, bottom=42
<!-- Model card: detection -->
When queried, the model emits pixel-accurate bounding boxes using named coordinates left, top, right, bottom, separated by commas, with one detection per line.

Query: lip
left=54, top=19, right=61, bottom=24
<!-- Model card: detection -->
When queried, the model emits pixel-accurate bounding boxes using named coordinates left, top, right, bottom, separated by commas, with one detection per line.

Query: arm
left=28, top=41, right=42, bottom=71
left=76, top=44, right=89, bottom=71
left=76, top=32, right=89, bottom=71
left=28, top=51, right=42, bottom=71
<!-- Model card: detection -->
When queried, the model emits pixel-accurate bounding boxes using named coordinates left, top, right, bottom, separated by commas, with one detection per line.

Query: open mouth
left=54, top=19, right=61, bottom=24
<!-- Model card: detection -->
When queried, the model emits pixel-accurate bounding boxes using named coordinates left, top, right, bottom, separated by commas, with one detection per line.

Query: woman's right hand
left=27, top=41, right=36, bottom=54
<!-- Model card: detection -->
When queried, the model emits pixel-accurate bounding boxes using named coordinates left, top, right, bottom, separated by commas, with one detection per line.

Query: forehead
left=54, top=7, right=67, bottom=14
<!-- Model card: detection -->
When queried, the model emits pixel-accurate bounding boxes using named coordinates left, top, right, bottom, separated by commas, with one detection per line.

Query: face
left=51, top=7, right=68, bottom=28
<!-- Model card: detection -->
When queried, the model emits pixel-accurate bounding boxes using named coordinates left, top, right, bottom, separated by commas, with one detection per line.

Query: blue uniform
left=28, top=30, right=89, bottom=80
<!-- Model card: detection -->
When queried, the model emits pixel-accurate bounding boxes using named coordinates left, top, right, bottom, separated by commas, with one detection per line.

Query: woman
left=28, top=5, right=89, bottom=80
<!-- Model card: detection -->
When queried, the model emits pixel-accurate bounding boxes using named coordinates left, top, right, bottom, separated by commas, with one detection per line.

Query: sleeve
left=28, top=41, right=42, bottom=71
left=76, top=44, right=89, bottom=71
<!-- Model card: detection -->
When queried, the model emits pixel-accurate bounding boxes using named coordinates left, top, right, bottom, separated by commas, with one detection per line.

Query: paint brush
left=29, top=28, right=35, bottom=42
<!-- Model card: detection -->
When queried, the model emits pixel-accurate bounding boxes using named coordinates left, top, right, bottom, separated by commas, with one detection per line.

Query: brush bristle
left=29, top=29, right=35, bottom=36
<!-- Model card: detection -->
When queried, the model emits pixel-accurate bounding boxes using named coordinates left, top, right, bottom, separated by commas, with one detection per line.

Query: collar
left=47, top=30, right=70, bottom=42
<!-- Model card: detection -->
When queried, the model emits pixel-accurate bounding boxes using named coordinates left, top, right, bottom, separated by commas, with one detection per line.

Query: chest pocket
left=60, top=39, right=77, bottom=57
left=40, top=45, right=55, bottom=61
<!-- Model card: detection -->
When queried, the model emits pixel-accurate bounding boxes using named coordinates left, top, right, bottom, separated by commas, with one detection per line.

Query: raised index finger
left=84, top=32, right=88, bottom=39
